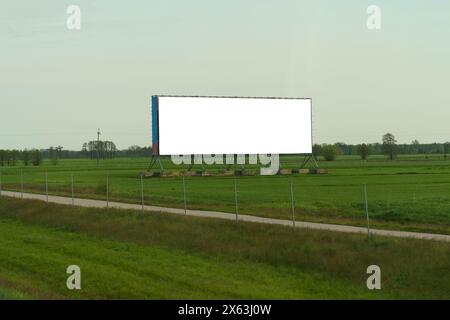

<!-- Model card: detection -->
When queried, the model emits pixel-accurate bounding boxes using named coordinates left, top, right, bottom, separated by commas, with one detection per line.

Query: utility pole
left=97, top=128, right=101, bottom=167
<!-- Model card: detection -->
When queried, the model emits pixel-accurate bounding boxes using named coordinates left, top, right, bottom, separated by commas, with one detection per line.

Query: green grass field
left=1, top=154, right=450, bottom=234
left=0, top=197, right=449, bottom=299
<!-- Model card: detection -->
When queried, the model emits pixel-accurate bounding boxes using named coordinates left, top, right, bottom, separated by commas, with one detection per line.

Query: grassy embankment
left=0, top=196, right=449, bottom=299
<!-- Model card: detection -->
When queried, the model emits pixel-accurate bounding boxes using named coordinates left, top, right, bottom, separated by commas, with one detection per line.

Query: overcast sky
left=1, top=1, right=449, bottom=150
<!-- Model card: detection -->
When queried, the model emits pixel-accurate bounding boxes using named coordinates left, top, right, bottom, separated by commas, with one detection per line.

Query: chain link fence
left=1, top=166, right=449, bottom=236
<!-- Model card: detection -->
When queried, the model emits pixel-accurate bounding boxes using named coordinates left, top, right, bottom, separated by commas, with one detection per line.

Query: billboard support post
left=148, top=155, right=164, bottom=172
left=148, top=95, right=164, bottom=172
left=300, top=154, right=319, bottom=169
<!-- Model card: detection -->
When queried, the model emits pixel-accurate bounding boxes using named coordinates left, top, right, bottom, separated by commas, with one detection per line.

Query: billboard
left=152, top=96, right=312, bottom=155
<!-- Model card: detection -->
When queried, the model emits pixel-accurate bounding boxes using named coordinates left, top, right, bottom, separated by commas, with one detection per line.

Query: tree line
left=0, top=149, right=43, bottom=166
left=0, top=148, right=58, bottom=167
left=1, top=134, right=449, bottom=166
left=314, top=133, right=450, bottom=161
left=0, top=142, right=149, bottom=167
left=81, top=141, right=118, bottom=160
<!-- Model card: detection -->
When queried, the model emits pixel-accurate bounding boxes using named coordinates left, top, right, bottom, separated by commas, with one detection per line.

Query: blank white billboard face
left=157, top=96, right=312, bottom=155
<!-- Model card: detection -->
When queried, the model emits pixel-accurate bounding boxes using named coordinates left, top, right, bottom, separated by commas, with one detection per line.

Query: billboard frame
left=151, top=95, right=314, bottom=157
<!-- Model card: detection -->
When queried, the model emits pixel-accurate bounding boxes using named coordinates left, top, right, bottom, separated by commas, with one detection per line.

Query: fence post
left=364, top=184, right=371, bottom=240
left=106, top=174, right=109, bottom=208
left=140, top=174, right=144, bottom=212
left=0, top=170, right=2, bottom=197
left=290, top=180, right=296, bottom=228
left=20, top=168, right=23, bottom=199
left=182, top=174, right=187, bottom=214
left=71, top=173, right=75, bottom=206
left=234, top=177, right=239, bottom=222
left=45, top=171, right=48, bottom=203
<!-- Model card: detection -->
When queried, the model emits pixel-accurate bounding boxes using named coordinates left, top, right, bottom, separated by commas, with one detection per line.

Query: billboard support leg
left=147, top=155, right=164, bottom=172
left=300, top=154, right=319, bottom=169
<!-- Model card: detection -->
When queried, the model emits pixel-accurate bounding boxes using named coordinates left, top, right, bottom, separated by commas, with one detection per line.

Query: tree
left=83, top=140, right=117, bottom=160
left=82, top=143, right=88, bottom=158
left=357, top=143, right=370, bottom=160
left=87, top=141, right=96, bottom=159
left=49, top=147, right=56, bottom=165
left=322, top=144, right=338, bottom=161
left=49, top=146, right=63, bottom=165
left=382, top=133, right=397, bottom=160
left=31, top=149, right=42, bottom=166
left=411, top=139, right=420, bottom=154
left=444, top=142, right=450, bottom=159
left=22, top=150, right=30, bottom=166
left=312, top=144, right=323, bottom=158
left=8, top=150, right=19, bottom=166
left=0, top=150, right=5, bottom=166
left=104, top=141, right=117, bottom=159
left=335, top=142, right=351, bottom=155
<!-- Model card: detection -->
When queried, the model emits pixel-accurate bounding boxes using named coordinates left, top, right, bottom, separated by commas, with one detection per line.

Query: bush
left=322, top=145, right=337, bottom=161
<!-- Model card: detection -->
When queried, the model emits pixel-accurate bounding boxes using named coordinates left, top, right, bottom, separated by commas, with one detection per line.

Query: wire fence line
left=2, top=166, right=450, bottom=238
left=0, top=169, right=393, bottom=240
